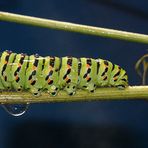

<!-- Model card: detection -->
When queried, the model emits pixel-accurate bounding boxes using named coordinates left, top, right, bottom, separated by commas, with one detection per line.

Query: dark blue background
left=0, top=0, right=148, bottom=147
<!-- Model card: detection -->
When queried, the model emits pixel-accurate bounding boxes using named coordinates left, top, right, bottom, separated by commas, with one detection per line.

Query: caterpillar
left=0, top=50, right=128, bottom=96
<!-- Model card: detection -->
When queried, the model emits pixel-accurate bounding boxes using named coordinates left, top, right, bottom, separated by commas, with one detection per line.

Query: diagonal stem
left=0, top=11, right=148, bottom=44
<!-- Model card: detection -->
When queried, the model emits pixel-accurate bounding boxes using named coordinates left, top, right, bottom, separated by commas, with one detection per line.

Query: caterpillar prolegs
left=0, top=50, right=128, bottom=96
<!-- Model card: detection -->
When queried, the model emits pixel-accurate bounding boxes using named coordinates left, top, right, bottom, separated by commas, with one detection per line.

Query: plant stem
left=0, top=11, right=148, bottom=44
left=0, top=86, right=148, bottom=104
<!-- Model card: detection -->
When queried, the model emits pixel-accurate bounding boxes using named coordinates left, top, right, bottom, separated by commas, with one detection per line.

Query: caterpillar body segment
left=59, top=57, right=79, bottom=95
left=0, top=51, right=16, bottom=89
left=0, top=53, right=5, bottom=90
left=11, top=53, right=28, bottom=91
left=0, top=50, right=128, bottom=96
left=96, top=59, right=113, bottom=87
left=78, top=58, right=97, bottom=93
left=43, top=56, right=60, bottom=96
left=25, top=54, right=45, bottom=96
left=109, top=63, right=128, bottom=88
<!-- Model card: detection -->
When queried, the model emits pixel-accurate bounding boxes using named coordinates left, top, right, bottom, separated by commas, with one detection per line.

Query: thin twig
left=0, top=86, right=148, bottom=104
left=0, top=11, right=148, bottom=44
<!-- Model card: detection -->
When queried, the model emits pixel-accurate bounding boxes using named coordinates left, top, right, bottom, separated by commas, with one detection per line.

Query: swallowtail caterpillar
left=0, top=50, right=128, bottom=96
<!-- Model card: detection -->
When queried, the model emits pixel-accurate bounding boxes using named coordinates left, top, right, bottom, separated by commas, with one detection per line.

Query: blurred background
left=0, top=0, right=148, bottom=147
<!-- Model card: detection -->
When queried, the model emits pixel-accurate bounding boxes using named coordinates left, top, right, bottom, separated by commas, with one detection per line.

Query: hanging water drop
left=2, top=103, right=29, bottom=116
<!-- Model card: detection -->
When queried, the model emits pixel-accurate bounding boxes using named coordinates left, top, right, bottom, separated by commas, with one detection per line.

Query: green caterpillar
left=0, top=50, right=128, bottom=96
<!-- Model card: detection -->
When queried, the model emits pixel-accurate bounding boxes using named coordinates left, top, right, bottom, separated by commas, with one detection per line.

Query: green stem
left=0, top=11, right=148, bottom=44
left=0, top=86, right=148, bottom=104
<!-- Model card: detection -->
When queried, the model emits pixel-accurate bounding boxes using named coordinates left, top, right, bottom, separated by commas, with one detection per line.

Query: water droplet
left=2, top=103, right=29, bottom=116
